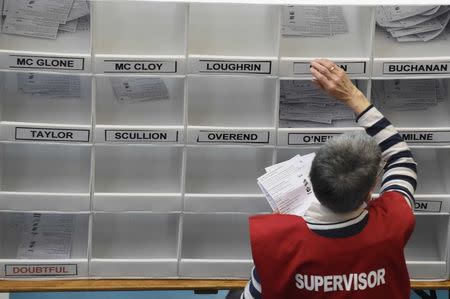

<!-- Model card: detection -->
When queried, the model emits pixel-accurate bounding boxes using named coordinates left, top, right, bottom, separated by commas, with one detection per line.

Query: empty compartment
left=95, top=145, right=182, bottom=193
left=280, top=6, right=373, bottom=59
left=95, top=76, right=184, bottom=126
left=188, top=3, right=279, bottom=57
left=188, top=76, right=276, bottom=127
left=405, top=214, right=449, bottom=279
left=279, top=80, right=368, bottom=128
left=93, top=1, right=186, bottom=55
left=0, top=212, right=89, bottom=278
left=180, top=213, right=252, bottom=277
left=410, top=148, right=450, bottom=194
left=91, top=213, right=179, bottom=277
left=185, top=146, right=273, bottom=194
left=184, top=194, right=271, bottom=214
left=1, top=72, right=91, bottom=125
left=372, top=79, right=450, bottom=127
left=0, top=2, right=90, bottom=54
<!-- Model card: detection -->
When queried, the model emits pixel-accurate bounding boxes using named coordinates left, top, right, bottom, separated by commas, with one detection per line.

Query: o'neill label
left=293, top=62, right=366, bottom=75
left=198, top=60, right=272, bottom=74
left=15, top=127, right=90, bottom=142
left=103, top=60, right=177, bottom=73
left=105, top=130, right=179, bottom=142
left=399, top=131, right=450, bottom=144
left=414, top=200, right=442, bottom=212
left=5, top=264, right=77, bottom=277
left=8, top=55, right=84, bottom=70
left=288, top=133, right=340, bottom=145
left=383, top=61, right=450, bottom=75
left=197, top=130, right=270, bottom=144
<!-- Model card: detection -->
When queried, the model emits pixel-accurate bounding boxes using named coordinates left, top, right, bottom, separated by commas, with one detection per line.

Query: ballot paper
left=58, top=18, right=77, bottom=32
left=376, top=5, right=450, bottom=42
left=17, top=73, right=81, bottom=98
left=110, top=77, right=170, bottom=103
left=17, top=214, right=74, bottom=259
left=258, top=154, right=317, bottom=216
left=67, top=0, right=89, bottom=22
left=282, top=6, right=348, bottom=37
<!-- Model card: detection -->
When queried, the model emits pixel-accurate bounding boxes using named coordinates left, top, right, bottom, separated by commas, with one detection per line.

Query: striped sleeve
left=356, top=105, right=417, bottom=208
left=241, top=267, right=261, bottom=299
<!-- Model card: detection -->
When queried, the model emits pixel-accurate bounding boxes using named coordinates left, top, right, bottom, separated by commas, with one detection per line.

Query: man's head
left=309, top=132, right=382, bottom=214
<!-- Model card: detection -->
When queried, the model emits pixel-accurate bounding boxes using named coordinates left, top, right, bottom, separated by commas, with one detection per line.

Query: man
left=241, top=59, right=417, bottom=299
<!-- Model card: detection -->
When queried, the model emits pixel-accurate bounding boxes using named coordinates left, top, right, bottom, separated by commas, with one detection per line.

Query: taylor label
left=15, top=127, right=90, bottom=142
left=399, top=131, right=450, bottom=144
left=198, top=60, right=272, bottom=74
left=293, top=62, right=366, bottom=75
left=288, top=133, right=340, bottom=145
left=414, top=200, right=442, bottom=212
left=197, top=130, right=270, bottom=144
left=105, top=130, right=179, bottom=142
left=383, top=62, right=450, bottom=74
left=103, top=60, right=177, bottom=73
left=5, top=264, right=77, bottom=277
left=9, top=55, right=84, bottom=70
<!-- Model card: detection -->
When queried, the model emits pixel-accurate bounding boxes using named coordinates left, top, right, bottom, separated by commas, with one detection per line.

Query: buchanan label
left=383, top=62, right=450, bottom=74
left=399, top=131, right=450, bottom=144
left=105, top=130, right=179, bottom=142
left=5, top=264, right=77, bottom=277
left=9, top=55, right=84, bottom=70
left=197, top=130, right=270, bottom=144
left=293, top=62, right=366, bottom=75
left=414, top=200, right=442, bottom=212
left=198, top=60, right=272, bottom=74
left=103, top=60, right=177, bottom=73
left=288, top=133, right=340, bottom=145
left=15, top=127, right=90, bottom=142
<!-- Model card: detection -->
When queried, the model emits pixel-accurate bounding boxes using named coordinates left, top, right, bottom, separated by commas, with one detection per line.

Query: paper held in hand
left=257, top=153, right=317, bottom=216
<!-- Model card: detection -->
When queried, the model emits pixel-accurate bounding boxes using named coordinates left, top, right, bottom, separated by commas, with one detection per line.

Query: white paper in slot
left=17, top=73, right=81, bottom=98
left=110, top=77, right=169, bottom=103
left=59, top=19, right=77, bottom=32
left=67, top=0, right=89, bottom=22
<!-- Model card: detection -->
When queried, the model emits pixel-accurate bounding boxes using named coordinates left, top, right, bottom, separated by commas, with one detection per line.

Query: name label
left=9, top=55, right=84, bottom=70
left=5, top=264, right=77, bottom=277
left=288, top=133, right=340, bottom=145
left=293, top=62, right=366, bottom=75
left=399, top=131, right=450, bottom=144
left=197, top=130, right=270, bottom=144
left=105, top=130, right=179, bottom=142
left=414, top=200, right=442, bottom=212
left=15, top=127, right=90, bottom=142
left=103, top=60, right=177, bottom=73
left=199, top=60, right=272, bottom=74
left=383, top=62, right=450, bottom=74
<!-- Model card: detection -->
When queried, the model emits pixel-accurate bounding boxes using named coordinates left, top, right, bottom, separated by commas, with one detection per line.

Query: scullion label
left=383, top=62, right=450, bottom=74
left=9, top=55, right=84, bottom=70
left=197, top=131, right=270, bottom=144
left=198, top=60, right=272, bottom=74
left=105, top=130, right=179, bottom=142
left=5, top=264, right=77, bottom=277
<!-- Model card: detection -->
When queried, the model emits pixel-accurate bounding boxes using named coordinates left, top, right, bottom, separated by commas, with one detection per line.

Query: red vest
left=250, top=191, right=415, bottom=299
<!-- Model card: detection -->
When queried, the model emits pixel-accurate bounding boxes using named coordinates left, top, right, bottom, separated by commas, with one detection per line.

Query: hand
left=310, top=59, right=370, bottom=115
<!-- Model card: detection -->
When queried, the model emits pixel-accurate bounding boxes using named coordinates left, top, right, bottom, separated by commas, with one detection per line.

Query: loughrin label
left=198, top=60, right=272, bottom=74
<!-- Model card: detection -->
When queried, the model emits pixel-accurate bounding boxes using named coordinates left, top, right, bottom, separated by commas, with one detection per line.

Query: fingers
left=310, top=67, right=334, bottom=91
left=310, top=60, right=337, bottom=81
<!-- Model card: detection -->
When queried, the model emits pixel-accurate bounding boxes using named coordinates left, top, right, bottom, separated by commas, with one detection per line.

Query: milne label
left=414, top=200, right=442, bottom=212
left=15, top=127, right=90, bottom=142
left=9, top=55, right=84, bottom=70
left=105, top=130, right=178, bottom=142
left=5, top=264, right=77, bottom=277
left=288, top=133, right=340, bottom=145
left=198, top=60, right=272, bottom=74
left=103, top=60, right=177, bottom=73
left=293, top=62, right=366, bottom=75
left=383, top=62, right=450, bottom=74
left=197, top=130, right=270, bottom=144
left=399, top=131, right=450, bottom=144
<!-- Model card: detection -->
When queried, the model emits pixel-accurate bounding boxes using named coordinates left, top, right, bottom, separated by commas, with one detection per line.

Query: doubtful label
left=5, top=264, right=77, bottom=277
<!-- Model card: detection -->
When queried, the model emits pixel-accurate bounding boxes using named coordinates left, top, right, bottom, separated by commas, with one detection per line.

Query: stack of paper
left=1, top=0, right=90, bottom=39
left=376, top=6, right=450, bottom=42
left=17, top=72, right=81, bottom=97
left=372, top=79, right=448, bottom=111
left=279, top=80, right=355, bottom=127
left=258, top=153, right=317, bottom=216
left=110, top=77, right=170, bottom=104
left=282, top=6, right=348, bottom=37
left=17, top=213, right=74, bottom=259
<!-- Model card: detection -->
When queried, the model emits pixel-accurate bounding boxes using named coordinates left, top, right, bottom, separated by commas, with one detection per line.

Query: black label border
left=382, top=61, right=450, bottom=75
left=196, top=130, right=270, bottom=144
left=15, top=127, right=90, bottom=142
left=5, top=264, right=78, bottom=277
left=103, top=60, right=177, bottom=74
left=414, top=200, right=442, bottom=213
left=198, top=59, right=272, bottom=75
left=9, top=55, right=85, bottom=71
left=293, top=61, right=366, bottom=75
left=287, top=132, right=340, bottom=145
left=399, top=130, right=450, bottom=144
left=105, top=129, right=179, bottom=142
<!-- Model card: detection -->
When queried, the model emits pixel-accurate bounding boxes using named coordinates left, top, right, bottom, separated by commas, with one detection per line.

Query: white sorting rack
left=0, top=1, right=449, bottom=281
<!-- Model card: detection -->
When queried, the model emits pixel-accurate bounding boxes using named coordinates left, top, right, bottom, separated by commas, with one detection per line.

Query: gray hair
left=310, top=132, right=382, bottom=214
